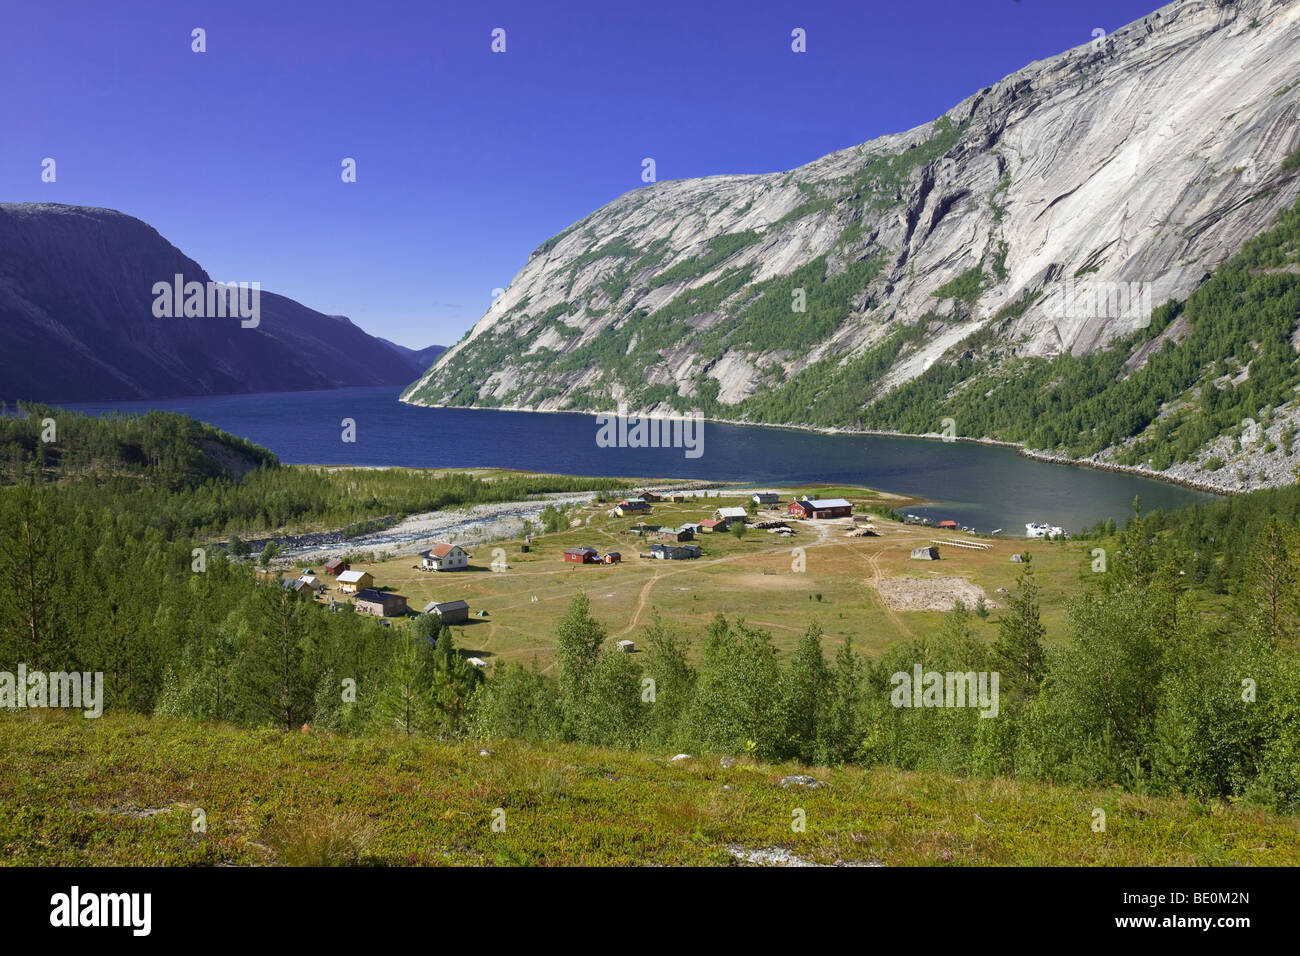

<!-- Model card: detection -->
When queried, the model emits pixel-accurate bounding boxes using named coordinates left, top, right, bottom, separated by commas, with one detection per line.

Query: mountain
left=0, top=203, right=425, bottom=402
left=403, top=0, right=1300, bottom=488
left=377, top=339, right=447, bottom=372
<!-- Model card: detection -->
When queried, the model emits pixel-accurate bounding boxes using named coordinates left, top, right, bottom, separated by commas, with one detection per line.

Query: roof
left=700, top=518, right=724, bottom=528
left=425, top=599, right=469, bottom=614
left=426, top=543, right=461, bottom=558
left=804, top=498, right=853, bottom=509
left=354, top=588, right=385, bottom=602
left=564, top=546, right=597, bottom=555
left=716, top=507, right=747, bottom=518
left=337, top=570, right=368, bottom=583
left=324, top=557, right=345, bottom=567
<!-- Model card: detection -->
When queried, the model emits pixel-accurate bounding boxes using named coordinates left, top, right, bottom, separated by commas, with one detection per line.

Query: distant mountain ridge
left=0, top=203, right=441, bottom=402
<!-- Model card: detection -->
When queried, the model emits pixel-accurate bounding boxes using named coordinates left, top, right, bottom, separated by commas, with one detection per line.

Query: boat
left=1025, top=522, right=1067, bottom=539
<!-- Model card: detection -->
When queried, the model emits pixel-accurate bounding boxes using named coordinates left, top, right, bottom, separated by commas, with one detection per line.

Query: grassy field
left=298, top=483, right=1092, bottom=669
left=4, top=712, right=1296, bottom=866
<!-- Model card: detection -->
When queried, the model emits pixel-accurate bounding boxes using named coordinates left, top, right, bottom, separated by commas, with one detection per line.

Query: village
left=254, top=480, right=1081, bottom=668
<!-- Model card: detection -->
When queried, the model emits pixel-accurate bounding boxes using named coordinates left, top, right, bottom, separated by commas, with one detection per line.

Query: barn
left=788, top=498, right=853, bottom=519
left=354, top=589, right=408, bottom=616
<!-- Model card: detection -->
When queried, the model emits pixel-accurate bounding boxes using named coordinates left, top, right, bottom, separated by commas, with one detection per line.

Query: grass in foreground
left=3, top=713, right=1298, bottom=867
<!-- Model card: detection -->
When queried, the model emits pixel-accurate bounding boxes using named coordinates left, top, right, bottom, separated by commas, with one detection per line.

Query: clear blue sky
left=0, top=0, right=1164, bottom=348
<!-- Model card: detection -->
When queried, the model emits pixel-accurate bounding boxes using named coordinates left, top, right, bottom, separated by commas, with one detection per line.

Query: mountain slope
left=377, top=339, right=447, bottom=371
left=403, top=0, right=1300, bottom=481
left=0, top=203, right=424, bottom=402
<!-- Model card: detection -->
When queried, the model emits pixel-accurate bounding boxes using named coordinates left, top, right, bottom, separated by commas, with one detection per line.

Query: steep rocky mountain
left=0, top=203, right=430, bottom=402
left=403, top=0, right=1300, bottom=485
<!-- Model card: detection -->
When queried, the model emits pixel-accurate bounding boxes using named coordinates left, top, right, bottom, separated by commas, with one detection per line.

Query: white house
left=714, top=507, right=748, bottom=522
left=421, top=543, right=469, bottom=571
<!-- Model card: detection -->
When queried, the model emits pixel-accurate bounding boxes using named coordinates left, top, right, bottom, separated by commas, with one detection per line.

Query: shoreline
left=397, top=398, right=1232, bottom=497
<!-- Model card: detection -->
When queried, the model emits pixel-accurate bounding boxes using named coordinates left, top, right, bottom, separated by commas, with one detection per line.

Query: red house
left=938, top=520, right=959, bottom=530
left=564, top=547, right=598, bottom=564
left=788, top=498, right=853, bottom=519
left=324, top=558, right=349, bottom=575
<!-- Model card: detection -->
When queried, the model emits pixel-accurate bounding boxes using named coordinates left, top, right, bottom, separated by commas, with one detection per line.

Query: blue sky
left=0, top=0, right=1164, bottom=348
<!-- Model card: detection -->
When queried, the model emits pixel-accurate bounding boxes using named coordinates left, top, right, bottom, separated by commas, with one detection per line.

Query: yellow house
left=336, top=569, right=374, bottom=593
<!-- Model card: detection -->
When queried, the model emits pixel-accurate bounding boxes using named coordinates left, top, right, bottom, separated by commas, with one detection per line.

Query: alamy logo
left=890, top=664, right=999, bottom=718
left=50, top=886, right=151, bottom=936
left=595, top=403, right=704, bottom=459
left=1052, top=278, right=1152, bottom=326
left=0, top=665, right=103, bottom=717
left=151, top=274, right=261, bottom=328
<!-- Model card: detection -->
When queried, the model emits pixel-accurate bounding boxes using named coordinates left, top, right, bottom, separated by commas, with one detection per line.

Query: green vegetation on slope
left=862, top=196, right=1300, bottom=463
left=0, top=405, right=630, bottom=539
left=5, top=712, right=1297, bottom=866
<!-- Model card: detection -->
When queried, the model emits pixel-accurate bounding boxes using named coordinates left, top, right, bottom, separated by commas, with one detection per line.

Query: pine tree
left=993, top=566, right=1047, bottom=699
left=780, top=623, right=830, bottom=763
left=426, top=627, right=483, bottom=737
left=371, top=635, right=431, bottom=736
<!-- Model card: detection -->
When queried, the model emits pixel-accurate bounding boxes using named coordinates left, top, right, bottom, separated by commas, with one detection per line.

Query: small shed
left=616, top=640, right=636, bottom=653
left=601, top=552, right=622, bottom=564
left=324, top=557, right=348, bottom=575
left=910, top=546, right=941, bottom=561
left=336, top=569, right=374, bottom=593
left=423, top=599, right=470, bottom=624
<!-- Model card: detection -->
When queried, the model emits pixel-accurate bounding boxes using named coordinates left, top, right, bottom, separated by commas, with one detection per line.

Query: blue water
left=64, top=385, right=1218, bottom=534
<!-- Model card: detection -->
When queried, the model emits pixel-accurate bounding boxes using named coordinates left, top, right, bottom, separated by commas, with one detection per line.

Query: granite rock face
left=404, top=0, right=1300, bottom=421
